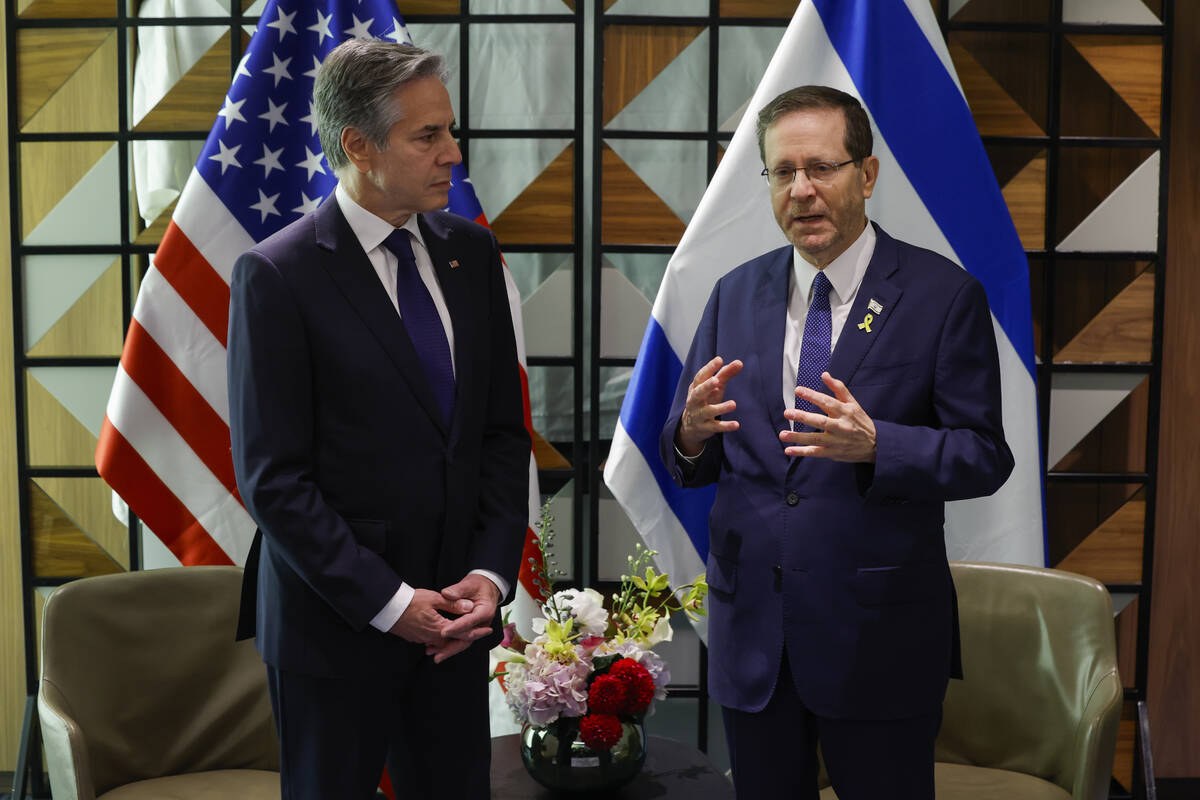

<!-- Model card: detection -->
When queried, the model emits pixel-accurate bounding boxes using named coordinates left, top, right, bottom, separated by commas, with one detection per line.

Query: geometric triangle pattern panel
left=1055, top=267, right=1153, bottom=363
left=1046, top=481, right=1141, bottom=574
left=600, top=143, right=688, bottom=245
left=993, top=147, right=1046, bottom=251
left=1062, top=0, right=1161, bottom=25
left=29, top=479, right=125, bottom=579
left=1061, top=35, right=1160, bottom=138
left=25, top=367, right=117, bottom=467
left=1055, top=146, right=1156, bottom=249
left=949, top=39, right=1044, bottom=136
left=26, top=257, right=124, bottom=358
left=951, top=0, right=1050, bottom=23
left=1047, top=371, right=1143, bottom=469
left=1051, top=377, right=1148, bottom=474
left=608, top=29, right=708, bottom=132
left=718, top=1, right=799, bottom=17
left=602, top=24, right=706, bottom=126
left=950, top=31, right=1048, bottom=135
left=133, top=29, right=240, bottom=133
left=18, top=28, right=117, bottom=132
left=20, top=141, right=119, bottom=243
left=1056, top=487, right=1144, bottom=586
left=34, top=476, right=131, bottom=572
left=1057, top=151, right=1159, bottom=252
left=489, top=142, right=575, bottom=245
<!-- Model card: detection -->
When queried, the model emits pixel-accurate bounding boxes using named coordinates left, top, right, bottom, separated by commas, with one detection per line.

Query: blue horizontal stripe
left=813, top=0, right=1036, bottom=379
left=619, top=318, right=716, bottom=563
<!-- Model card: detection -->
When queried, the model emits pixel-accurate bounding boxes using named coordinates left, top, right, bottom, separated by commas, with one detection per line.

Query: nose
left=789, top=169, right=817, bottom=199
left=441, top=135, right=463, bottom=166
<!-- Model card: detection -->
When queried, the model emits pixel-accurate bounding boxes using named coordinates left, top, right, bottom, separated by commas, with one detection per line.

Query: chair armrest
left=38, top=678, right=96, bottom=800
left=1070, top=669, right=1122, bottom=800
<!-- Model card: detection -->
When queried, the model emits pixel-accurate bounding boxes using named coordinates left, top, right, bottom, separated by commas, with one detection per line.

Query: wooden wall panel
left=19, top=141, right=113, bottom=240
left=603, top=25, right=705, bottom=126
left=1149, top=0, right=1200, bottom=777
left=24, top=374, right=98, bottom=468
left=0, top=6, right=25, bottom=774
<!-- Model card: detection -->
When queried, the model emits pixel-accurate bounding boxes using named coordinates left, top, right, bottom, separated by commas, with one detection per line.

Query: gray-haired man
left=229, top=39, right=530, bottom=799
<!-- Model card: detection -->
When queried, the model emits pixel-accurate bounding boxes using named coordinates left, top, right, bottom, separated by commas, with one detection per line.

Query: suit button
left=786, top=491, right=799, bottom=506
left=772, top=565, right=782, bottom=578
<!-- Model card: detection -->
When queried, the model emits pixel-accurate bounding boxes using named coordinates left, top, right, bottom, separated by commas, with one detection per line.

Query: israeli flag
left=603, top=0, right=1045, bottom=642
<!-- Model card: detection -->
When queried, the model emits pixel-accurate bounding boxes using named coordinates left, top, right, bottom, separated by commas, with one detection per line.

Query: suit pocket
left=707, top=552, right=737, bottom=596
left=853, top=563, right=942, bottom=606
left=346, top=518, right=387, bottom=554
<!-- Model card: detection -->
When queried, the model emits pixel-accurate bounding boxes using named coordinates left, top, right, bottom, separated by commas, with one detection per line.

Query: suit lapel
left=314, top=198, right=448, bottom=436
left=753, top=248, right=793, bottom=438
left=828, top=223, right=904, bottom=384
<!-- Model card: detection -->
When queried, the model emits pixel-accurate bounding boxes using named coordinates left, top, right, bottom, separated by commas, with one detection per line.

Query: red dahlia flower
left=609, top=658, right=655, bottom=713
left=579, top=713, right=624, bottom=750
left=587, top=674, right=629, bottom=714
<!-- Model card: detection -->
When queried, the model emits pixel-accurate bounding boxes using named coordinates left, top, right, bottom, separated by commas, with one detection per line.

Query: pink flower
left=501, top=621, right=518, bottom=649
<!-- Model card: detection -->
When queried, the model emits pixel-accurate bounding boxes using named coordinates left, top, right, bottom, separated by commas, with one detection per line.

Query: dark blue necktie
left=382, top=228, right=455, bottom=424
left=793, top=271, right=833, bottom=432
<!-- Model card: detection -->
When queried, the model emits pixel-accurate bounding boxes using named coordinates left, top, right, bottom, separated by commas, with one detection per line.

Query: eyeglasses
left=761, top=159, right=859, bottom=188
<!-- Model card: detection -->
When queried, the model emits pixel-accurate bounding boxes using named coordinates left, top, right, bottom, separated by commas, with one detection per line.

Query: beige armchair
left=38, top=566, right=280, bottom=800
left=821, top=562, right=1122, bottom=800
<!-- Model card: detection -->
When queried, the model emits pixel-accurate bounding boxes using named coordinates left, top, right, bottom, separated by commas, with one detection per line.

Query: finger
left=794, top=385, right=841, bottom=416
left=784, top=444, right=831, bottom=459
left=441, top=605, right=494, bottom=639
left=784, top=408, right=828, bottom=430
left=712, top=359, right=744, bottom=387
left=821, top=372, right=855, bottom=405
left=431, top=638, right=472, bottom=664
left=780, top=429, right=825, bottom=446
left=691, top=357, right=724, bottom=389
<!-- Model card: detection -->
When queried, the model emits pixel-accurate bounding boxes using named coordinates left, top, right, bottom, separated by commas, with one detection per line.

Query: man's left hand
left=781, top=372, right=877, bottom=462
left=427, top=574, right=501, bottom=663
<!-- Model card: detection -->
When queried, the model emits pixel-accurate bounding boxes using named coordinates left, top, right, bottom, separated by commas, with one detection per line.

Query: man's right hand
left=676, top=356, right=744, bottom=456
left=388, top=588, right=457, bottom=646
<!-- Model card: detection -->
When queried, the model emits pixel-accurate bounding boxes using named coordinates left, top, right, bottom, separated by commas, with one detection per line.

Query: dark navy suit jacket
left=228, top=198, right=530, bottom=679
left=660, top=223, right=1013, bottom=720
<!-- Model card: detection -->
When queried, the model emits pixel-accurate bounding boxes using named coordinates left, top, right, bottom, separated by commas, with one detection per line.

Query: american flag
left=98, top=0, right=544, bottom=607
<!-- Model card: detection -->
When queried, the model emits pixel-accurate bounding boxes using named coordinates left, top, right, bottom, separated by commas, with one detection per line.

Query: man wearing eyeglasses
left=659, top=86, right=1014, bottom=799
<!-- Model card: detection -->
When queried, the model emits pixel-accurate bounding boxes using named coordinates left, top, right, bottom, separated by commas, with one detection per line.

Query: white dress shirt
left=333, top=186, right=509, bottom=633
left=781, top=221, right=877, bottom=413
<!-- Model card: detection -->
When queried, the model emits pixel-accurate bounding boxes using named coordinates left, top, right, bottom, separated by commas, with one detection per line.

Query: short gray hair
left=314, top=39, right=448, bottom=173
left=755, top=85, right=873, bottom=164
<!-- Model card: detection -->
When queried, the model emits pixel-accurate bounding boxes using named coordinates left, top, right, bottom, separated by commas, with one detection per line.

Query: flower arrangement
left=494, top=504, right=707, bottom=753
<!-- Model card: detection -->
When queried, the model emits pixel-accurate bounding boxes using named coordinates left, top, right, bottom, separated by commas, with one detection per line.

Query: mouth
left=792, top=213, right=825, bottom=225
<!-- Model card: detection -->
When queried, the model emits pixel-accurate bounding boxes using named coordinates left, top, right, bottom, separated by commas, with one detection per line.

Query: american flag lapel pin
left=449, top=259, right=460, bottom=269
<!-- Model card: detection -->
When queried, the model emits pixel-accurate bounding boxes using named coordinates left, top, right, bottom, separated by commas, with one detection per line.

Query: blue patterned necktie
left=382, top=228, right=455, bottom=425
left=793, top=271, right=833, bottom=432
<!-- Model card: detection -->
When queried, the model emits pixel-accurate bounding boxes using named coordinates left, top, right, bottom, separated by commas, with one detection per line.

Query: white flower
left=645, top=615, right=674, bottom=647
left=543, top=587, right=608, bottom=637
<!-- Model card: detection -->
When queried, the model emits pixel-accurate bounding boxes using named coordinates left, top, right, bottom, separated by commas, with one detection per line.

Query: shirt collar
left=791, top=219, right=875, bottom=303
left=335, top=183, right=428, bottom=256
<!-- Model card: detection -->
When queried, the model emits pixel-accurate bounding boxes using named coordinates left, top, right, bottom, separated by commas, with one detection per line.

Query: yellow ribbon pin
left=857, top=313, right=874, bottom=333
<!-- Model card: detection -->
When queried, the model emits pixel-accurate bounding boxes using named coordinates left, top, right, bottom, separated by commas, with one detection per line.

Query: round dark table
left=490, top=734, right=734, bottom=799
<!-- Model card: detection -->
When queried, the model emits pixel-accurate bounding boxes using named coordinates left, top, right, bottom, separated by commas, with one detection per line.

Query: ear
left=340, top=126, right=373, bottom=174
left=859, top=155, right=880, bottom=199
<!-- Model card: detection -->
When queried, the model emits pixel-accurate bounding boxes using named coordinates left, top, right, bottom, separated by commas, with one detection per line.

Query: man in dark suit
left=228, top=40, right=530, bottom=799
left=659, top=86, right=1014, bottom=799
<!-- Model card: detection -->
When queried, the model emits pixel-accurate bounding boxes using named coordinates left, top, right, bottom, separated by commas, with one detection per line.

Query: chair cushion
left=818, top=762, right=1073, bottom=800
left=98, top=769, right=280, bottom=800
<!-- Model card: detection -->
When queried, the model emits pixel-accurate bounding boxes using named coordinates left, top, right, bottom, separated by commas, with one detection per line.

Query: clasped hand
left=781, top=372, right=877, bottom=463
left=388, top=573, right=500, bottom=664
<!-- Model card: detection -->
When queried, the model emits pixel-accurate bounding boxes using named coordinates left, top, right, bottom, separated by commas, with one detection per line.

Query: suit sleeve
left=228, top=250, right=402, bottom=631
left=464, top=231, right=531, bottom=603
left=865, top=277, right=1015, bottom=502
left=659, top=282, right=725, bottom=488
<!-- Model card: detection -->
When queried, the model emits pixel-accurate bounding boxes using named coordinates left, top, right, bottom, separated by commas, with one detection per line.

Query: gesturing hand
left=780, top=372, right=877, bottom=463
left=676, top=356, right=744, bottom=457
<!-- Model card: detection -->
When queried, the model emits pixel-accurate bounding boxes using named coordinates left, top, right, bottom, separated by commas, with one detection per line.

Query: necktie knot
left=382, top=228, right=416, bottom=268
left=811, top=271, right=832, bottom=303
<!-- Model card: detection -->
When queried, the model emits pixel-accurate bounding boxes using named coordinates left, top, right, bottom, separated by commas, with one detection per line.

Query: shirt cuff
left=470, top=568, right=509, bottom=602
left=369, top=582, right=414, bottom=632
